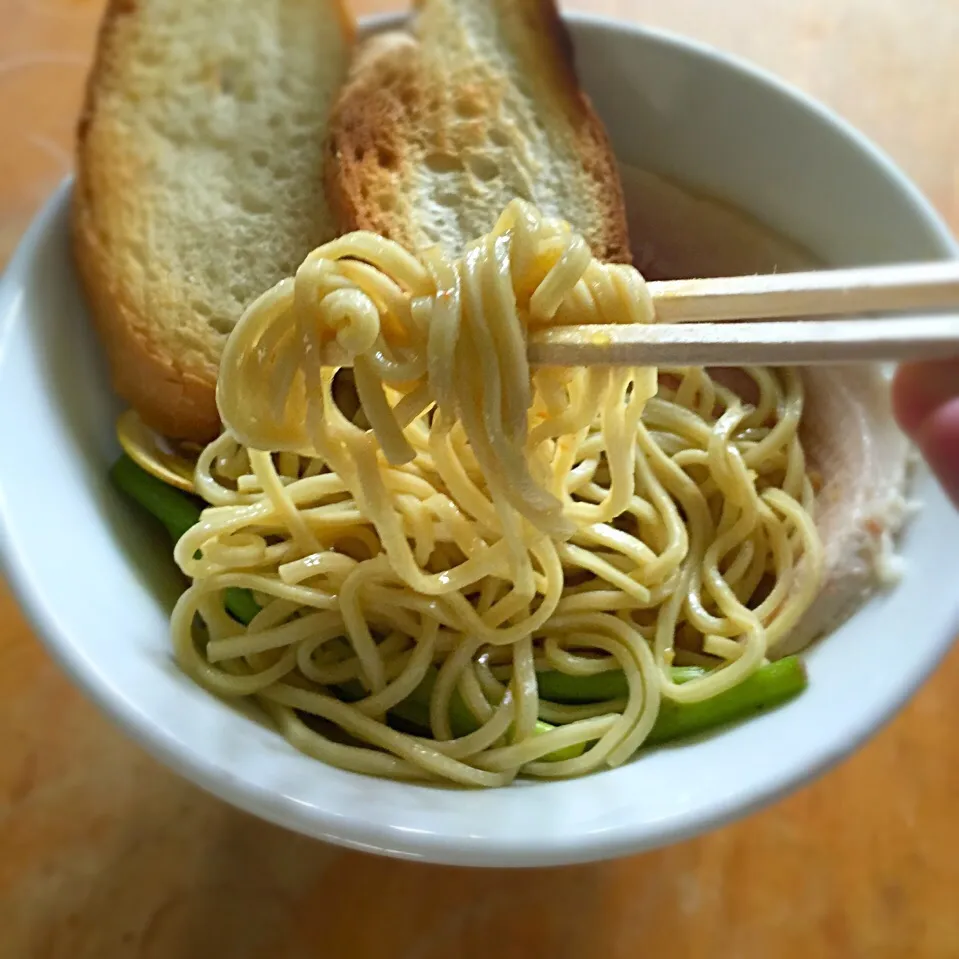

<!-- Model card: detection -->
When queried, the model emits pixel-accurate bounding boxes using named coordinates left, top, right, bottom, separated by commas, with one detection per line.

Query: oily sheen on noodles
left=170, top=200, right=824, bottom=787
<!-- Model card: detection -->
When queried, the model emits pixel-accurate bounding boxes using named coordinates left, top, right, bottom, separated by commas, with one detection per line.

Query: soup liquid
left=620, top=166, right=814, bottom=279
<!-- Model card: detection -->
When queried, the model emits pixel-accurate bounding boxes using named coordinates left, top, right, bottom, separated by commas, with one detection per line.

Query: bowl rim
left=2, top=12, right=958, bottom=868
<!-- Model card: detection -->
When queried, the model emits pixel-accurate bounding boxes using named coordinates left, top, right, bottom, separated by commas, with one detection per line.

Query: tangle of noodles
left=170, top=200, right=825, bottom=787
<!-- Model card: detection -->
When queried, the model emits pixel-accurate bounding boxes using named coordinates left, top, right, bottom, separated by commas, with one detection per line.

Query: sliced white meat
left=779, top=365, right=914, bottom=655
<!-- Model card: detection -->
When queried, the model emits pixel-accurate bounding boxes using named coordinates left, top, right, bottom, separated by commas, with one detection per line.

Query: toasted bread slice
left=73, top=0, right=353, bottom=441
left=326, top=0, right=629, bottom=263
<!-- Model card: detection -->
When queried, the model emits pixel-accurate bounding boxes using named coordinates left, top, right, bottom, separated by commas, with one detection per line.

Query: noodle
left=169, top=200, right=824, bottom=786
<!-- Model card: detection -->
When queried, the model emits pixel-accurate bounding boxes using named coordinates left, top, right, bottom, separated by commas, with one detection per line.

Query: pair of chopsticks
left=530, top=260, right=959, bottom=367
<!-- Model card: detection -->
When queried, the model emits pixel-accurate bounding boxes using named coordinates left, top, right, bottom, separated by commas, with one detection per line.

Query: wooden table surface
left=1, top=2, right=958, bottom=956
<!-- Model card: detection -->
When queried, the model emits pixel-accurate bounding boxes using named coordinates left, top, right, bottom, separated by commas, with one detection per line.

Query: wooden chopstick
left=528, top=314, right=959, bottom=368
left=647, top=260, right=959, bottom=324
left=526, top=260, right=959, bottom=367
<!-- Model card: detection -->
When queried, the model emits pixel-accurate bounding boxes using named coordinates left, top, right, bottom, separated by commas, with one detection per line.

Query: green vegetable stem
left=341, top=657, right=806, bottom=761
left=109, top=455, right=259, bottom=625
left=644, top=656, right=806, bottom=747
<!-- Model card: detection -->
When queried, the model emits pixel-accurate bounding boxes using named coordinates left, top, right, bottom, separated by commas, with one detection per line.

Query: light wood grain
left=652, top=261, right=959, bottom=324
left=531, top=261, right=959, bottom=367
left=532, top=315, right=959, bottom=368
left=1, top=2, right=959, bottom=958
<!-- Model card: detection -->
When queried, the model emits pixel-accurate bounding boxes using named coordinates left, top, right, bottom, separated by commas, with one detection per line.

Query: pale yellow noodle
left=166, top=200, right=825, bottom=787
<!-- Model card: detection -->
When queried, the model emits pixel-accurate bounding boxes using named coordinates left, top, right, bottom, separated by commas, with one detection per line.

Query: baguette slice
left=326, top=0, right=629, bottom=263
left=73, top=0, right=353, bottom=441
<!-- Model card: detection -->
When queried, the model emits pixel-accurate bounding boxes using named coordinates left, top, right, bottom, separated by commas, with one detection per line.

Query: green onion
left=534, top=663, right=706, bottom=704
left=109, top=454, right=201, bottom=542
left=109, top=455, right=259, bottom=625
left=334, top=658, right=805, bottom=759
left=644, top=656, right=807, bottom=747
left=338, top=670, right=583, bottom=762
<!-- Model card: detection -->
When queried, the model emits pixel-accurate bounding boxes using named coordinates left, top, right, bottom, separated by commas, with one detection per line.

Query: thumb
left=892, top=361, right=959, bottom=508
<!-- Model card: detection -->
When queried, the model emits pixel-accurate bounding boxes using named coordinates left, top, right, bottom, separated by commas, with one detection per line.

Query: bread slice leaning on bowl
left=326, top=0, right=630, bottom=263
left=72, top=0, right=354, bottom=443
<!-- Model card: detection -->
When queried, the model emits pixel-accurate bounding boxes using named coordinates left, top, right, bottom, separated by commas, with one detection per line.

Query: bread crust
left=508, top=0, right=629, bottom=263
left=325, top=34, right=423, bottom=251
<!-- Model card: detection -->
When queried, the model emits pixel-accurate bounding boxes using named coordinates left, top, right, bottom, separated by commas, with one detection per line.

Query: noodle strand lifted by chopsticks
left=170, top=200, right=824, bottom=787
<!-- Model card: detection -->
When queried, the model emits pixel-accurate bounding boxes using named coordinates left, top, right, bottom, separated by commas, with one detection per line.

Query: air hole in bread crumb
left=467, top=155, right=499, bottom=182
left=435, top=192, right=459, bottom=208
left=251, top=149, right=269, bottom=168
left=232, top=83, right=255, bottom=104
left=455, top=95, right=483, bottom=118
left=377, top=146, right=397, bottom=170
left=489, top=127, right=510, bottom=147
left=136, top=47, right=161, bottom=68
left=229, top=284, right=251, bottom=305
left=376, top=193, right=397, bottom=212
left=240, top=195, right=270, bottom=215
left=217, top=62, right=247, bottom=98
left=425, top=152, right=462, bottom=174
left=354, top=145, right=366, bottom=162
left=211, top=316, right=234, bottom=335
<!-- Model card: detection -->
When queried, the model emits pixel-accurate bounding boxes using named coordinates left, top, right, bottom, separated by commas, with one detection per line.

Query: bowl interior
left=0, top=15, right=957, bottom=867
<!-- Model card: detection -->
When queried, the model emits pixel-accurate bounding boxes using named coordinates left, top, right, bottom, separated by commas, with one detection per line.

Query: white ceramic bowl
left=1, top=14, right=957, bottom=868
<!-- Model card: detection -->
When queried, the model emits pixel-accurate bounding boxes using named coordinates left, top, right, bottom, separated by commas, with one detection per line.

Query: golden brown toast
left=326, top=0, right=630, bottom=263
